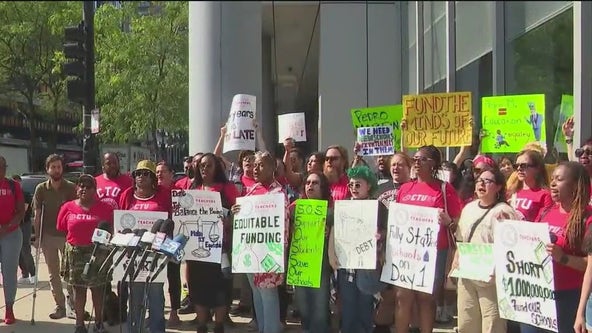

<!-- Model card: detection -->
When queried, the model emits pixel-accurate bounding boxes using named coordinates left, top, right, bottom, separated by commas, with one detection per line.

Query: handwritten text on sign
left=448, top=243, right=495, bottom=282
left=224, top=94, right=257, bottom=153
left=403, top=92, right=472, bottom=147
left=334, top=200, right=378, bottom=269
left=232, top=193, right=286, bottom=273
left=357, top=126, right=394, bottom=156
left=287, top=199, right=327, bottom=288
left=278, top=113, right=307, bottom=143
left=351, top=105, right=403, bottom=152
left=494, top=220, right=557, bottom=332
left=380, top=203, right=439, bottom=294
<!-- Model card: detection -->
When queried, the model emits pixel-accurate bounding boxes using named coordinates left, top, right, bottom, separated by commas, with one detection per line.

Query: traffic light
left=63, top=22, right=88, bottom=104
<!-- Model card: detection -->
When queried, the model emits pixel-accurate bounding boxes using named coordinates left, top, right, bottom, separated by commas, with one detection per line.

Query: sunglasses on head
left=135, top=170, right=152, bottom=177
left=513, top=163, right=536, bottom=170
left=575, top=148, right=592, bottom=158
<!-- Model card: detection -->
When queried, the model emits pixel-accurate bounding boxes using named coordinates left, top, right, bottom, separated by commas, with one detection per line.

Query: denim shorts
left=586, top=294, right=592, bottom=330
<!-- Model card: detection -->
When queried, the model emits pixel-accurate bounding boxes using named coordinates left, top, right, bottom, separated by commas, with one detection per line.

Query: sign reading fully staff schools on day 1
left=481, top=94, right=546, bottom=153
left=351, top=105, right=403, bottom=152
left=402, top=92, right=472, bottom=148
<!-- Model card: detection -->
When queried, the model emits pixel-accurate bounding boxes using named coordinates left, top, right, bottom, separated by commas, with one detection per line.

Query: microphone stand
left=138, top=252, right=161, bottom=333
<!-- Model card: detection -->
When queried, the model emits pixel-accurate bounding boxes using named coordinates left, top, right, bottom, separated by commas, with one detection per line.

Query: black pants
left=167, top=262, right=181, bottom=310
left=18, top=220, right=35, bottom=277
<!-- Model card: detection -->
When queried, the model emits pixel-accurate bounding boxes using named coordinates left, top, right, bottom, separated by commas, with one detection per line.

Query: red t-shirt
left=0, top=178, right=24, bottom=233
left=56, top=200, right=114, bottom=246
left=119, top=186, right=172, bottom=214
left=330, top=174, right=350, bottom=202
left=193, top=182, right=239, bottom=250
left=95, top=174, right=133, bottom=209
left=511, top=188, right=553, bottom=222
left=175, top=176, right=192, bottom=190
left=536, top=205, right=592, bottom=291
left=396, top=180, right=462, bottom=250
left=240, top=175, right=256, bottom=196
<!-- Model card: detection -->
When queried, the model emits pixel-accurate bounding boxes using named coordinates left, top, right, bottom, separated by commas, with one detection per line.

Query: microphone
left=150, top=233, right=189, bottom=283
left=131, top=220, right=165, bottom=281
left=82, top=221, right=112, bottom=279
left=98, top=228, right=133, bottom=276
left=120, top=229, right=147, bottom=282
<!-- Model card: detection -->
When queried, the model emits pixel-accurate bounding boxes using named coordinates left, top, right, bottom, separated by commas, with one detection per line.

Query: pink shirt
left=245, top=180, right=290, bottom=288
left=330, top=174, right=350, bottom=201
left=119, top=186, right=172, bottom=214
left=537, top=205, right=592, bottom=291
left=511, top=188, right=553, bottom=222
left=175, top=176, right=192, bottom=190
left=396, top=180, right=462, bottom=250
left=57, top=200, right=114, bottom=246
left=95, top=174, right=133, bottom=209
left=0, top=178, right=24, bottom=233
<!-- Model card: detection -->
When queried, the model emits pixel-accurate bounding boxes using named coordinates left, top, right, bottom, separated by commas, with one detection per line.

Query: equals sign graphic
left=498, top=108, right=507, bottom=116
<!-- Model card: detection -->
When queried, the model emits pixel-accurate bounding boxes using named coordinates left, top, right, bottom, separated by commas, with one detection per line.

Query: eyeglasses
left=513, top=163, right=536, bottom=170
left=412, top=156, right=432, bottom=164
left=476, top=178, right=496, bottom=185
left=348, top=183, right=362, bottom=189
left=325, top=156, right=340, bottom=162
left=575, top=148, right=592, bottom=158
left=135, top=170, right=152, bottom=177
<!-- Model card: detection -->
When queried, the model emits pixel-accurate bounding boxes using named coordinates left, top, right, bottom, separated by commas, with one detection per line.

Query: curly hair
left=347, top=165, right=378, bottom=196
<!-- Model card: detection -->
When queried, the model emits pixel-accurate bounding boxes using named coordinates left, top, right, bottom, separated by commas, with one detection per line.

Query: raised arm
left=282, top=138, right=304, bottom=189
left=563, top=116, right=576, bottom=162
left=214, top=125, right=233, bottom=169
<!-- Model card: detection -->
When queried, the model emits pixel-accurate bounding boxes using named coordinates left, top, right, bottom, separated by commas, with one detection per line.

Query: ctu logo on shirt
left=401, top=194, right=435, bottom=203
left=132, top=203, right=153, bottom=210
left=513, top=198, right=533, bottom=210
left=548, top=225, right=564, bottom=237
left=97, top=186, right=122, bottom=199
left=0, top=189, right=12, bottom=196
left=69, top=214, right=95, bottom=221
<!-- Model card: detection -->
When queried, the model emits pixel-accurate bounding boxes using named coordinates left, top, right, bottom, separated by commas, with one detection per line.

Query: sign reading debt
left=494, top=220, right=557, bottom=332
left=224, top=94, right=257, bottom=153
left=403, top=92, right=472, bottom=147
left=357, top=126, right=394, bottom=156
left=333, top=200, right=378, bottom=269
left=287, top=199, right=328, bottom=288
left=351, top=105, right=403, bottom=152
left=231, top=193, right=285, bottom=273
left=381, top=203, right=439, bottom=294
left=481, top=94, right=546, bottom=153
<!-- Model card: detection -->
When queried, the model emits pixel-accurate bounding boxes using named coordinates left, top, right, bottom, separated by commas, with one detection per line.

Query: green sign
left=449, top=243, right=494, bottom=282
left=351, top=105, right=403, bottom=152
left=481, top=94, right=546, bottom=153
left=554, top=95, right=573, bottom=153
left=287, top=199, right=328, bottom=288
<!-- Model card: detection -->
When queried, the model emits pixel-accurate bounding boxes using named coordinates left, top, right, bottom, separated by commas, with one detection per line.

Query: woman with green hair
left=328, top=165, right=387, bottom=333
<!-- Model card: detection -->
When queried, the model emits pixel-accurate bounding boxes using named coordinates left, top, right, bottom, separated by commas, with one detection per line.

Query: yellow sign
left=402, top=92, right=473, bottom=147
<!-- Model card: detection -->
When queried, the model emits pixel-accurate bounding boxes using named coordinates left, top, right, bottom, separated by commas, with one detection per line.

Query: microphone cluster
left=93, top=219, right=189, bottom=284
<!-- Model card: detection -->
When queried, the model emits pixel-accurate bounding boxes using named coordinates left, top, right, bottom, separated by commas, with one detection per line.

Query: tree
left=94, top=1, right=189, bottom=150
left=0, top=1, right=80, bottom=169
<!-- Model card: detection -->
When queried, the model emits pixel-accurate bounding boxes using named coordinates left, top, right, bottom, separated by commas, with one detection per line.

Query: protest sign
left=287, top=199, right=328, bottom=288
left=232, top=193, right=285, bottom=273
left=380, top=203, right=439, bottom=294
left=113, top=210, right=168, bottom=232
left=402, top=92, right=472, bottom=148
left=351, top=105, right=403, bottom=152
left=112, top=210, right=168, bottom=283
left=113, top=252, right=167, bottom=283
left=449, top=243, right=494, bottom=282
left=356, top=126, right=394, bottom=156
left=172, top=189, right=225, bottom=263
left=481, top=94, right=546, bottom=153
left=223, top=94, right=257, bottom=153
left=278, top=113, right=307, bottom=143
left=494, top=220, right=557, bottom=332
left=333, top=200, right=378, bottom=269
left=553, top=95, right=573, bottom=154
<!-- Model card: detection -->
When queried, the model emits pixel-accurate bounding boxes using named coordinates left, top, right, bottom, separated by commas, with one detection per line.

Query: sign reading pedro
left=481, top=94, right=546, bottom=153
left=351, top=105, right=403, bottom=152
left=403, top=92, right=472, bottom=147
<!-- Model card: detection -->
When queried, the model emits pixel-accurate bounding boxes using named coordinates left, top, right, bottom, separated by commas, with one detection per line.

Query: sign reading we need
left=403, top=92, right=472, bottom=148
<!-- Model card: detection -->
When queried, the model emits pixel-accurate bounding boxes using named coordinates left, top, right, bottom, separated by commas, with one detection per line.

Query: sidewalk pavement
left=0, top=246, right=456, bottom=333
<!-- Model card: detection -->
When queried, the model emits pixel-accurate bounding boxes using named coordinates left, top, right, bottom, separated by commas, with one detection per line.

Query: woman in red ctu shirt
left=395, top=145, right=462, bottom=333
left=507, top=149, right=553, bottom=221
left=57, top=174, right=114, bottom=333
left=521, top=162, right=590, bottom=333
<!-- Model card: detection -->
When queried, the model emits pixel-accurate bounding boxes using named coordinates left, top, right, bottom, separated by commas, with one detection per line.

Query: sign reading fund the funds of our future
left=224, top=94, right=257, bottom=153
left=333, top=200, right=378, bottom=269
left=287, top=199, right=328, bottom=288
left=380, top=203, right=439, bottom=294
left=350, top=105, right=403, bottom=152
left=356, top=126, right=394, bottom=156
left=481, top=94, right=546, bottom=153
left=171, top=189, right=225, bottom=264
left=231, top=193, right=285, bottom=273
left=494, top=220, right=557, bottom=332
left=402, top=92, right=472, bottom=147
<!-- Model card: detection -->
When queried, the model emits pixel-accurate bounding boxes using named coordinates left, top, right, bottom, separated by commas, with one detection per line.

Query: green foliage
left=94, top=1, right=189, bottom=144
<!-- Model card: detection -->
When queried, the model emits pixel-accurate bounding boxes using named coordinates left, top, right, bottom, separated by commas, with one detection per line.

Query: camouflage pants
left=61, top=243, right=112, bottom=288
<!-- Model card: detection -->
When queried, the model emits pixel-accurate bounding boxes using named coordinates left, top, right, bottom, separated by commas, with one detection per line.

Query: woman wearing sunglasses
left=506, top=150, right=552, bottom=222
left=394, top=145, right=462, bottom=333
left=57, top=174, right=114, bottom=333
left=119, top=160, right=172, bottom=333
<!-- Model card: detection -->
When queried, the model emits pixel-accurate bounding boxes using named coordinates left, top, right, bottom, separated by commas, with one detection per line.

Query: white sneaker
left=18, top=276, right=34, bottom=285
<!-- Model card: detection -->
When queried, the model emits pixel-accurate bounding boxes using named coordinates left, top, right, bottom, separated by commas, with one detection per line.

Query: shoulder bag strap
left=467, top=206, right=495, bottom=242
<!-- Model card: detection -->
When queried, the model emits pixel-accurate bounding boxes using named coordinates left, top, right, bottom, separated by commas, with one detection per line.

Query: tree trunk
left=29, top=122, right=39, bottom=172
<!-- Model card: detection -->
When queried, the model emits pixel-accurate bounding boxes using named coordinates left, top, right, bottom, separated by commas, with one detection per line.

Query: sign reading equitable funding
left=403, top=92, right=472, bottom=147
